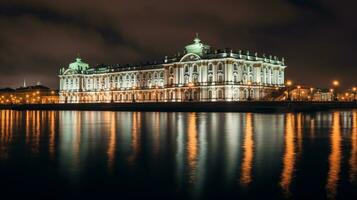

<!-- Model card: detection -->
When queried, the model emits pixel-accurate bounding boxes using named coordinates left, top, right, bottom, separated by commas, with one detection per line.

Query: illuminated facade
left=59, top=35, right=286, bottom=103
left=0, top=85, right=58, bottom=104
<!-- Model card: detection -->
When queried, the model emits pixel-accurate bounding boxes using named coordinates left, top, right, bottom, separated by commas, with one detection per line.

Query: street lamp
left=110, top=87, right=114, bottom=103
left=286, top=80, right=292, bottom=101
left=155, top=85, right=159, bottom=102
left=188, top=82, right=194, bottom=101
left=353, top=87, right=357, bottom=101
left=332, top=80, right=339, bottom=101
left=345, top=92, right=349, bottom=101
left=247, top=81, right=252, bottom=101
left=297, top=85, right=301, bottom=101
left=310, top=87, right=314, bottom=101
left=132, top=86, right=136, bottom=102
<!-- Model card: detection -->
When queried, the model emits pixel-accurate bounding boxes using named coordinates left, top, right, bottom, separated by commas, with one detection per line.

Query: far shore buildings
left=0, top=84, right=58, bottom=104
left=59, top=35, right=287, bottom=103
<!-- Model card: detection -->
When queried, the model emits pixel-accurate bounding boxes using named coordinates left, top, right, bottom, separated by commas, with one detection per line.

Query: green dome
left=185, top=33, right=210, bottom=56
left=69, top=57, right=89, bottom=71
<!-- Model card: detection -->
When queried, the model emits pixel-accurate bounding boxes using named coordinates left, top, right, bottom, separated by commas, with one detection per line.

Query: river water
left=0, top=110, right=356, bottom=199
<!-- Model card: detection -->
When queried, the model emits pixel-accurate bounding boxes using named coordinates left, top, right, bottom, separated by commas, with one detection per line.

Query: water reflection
left=280, top=113, right=296, bottom=195
left=326, top=112, right=342, bottom=199
left=0, top=110, right=357, bottom=199
left=128, top=112, right=141, bottom=164
left=187, top=113, right=198, bottom=183
left=107, top=112, right=116, bottom=170
left=240, top=113, right=254, bottom=186
left=350, top=112, right=357, bottom=182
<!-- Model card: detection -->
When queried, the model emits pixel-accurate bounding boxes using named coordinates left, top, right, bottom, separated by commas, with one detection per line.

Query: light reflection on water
left=0, top=110, right=357, bottom=199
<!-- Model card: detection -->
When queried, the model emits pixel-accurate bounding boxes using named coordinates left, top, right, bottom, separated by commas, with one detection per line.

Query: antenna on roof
left=23, top=78, right=27, bottom=87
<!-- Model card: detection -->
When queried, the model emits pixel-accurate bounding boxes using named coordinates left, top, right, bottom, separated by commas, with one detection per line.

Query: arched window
left=208, top=90, right=213, bottom=99
left=169, top=77, right=174, bottom=85
left=234, top=75, right=238, bottom=83
left=193, top=91, right=198, bottom=100
left=234, top=89, right=239, bottom=100
left=193, top=65, right=198, bottom=73
left=233, top=63, right=238, bottom=71
left=184, top=65, right=189, bottom=73
left=169, top=67, right=174, bottom=74
left=169, top=91, right=173, bottom=100
left=193, top=75, right=198, bottom=83
left=218, top=90, right=223, bottom=99
left=184, top=75, right=189, bottom=84
left=208, top=64, right=213, bottom=71
left=218, top=63, right=223, bottom=71
left=208, top=75, right=213, bottom=83
left=218, top=74, right=224, bottom=83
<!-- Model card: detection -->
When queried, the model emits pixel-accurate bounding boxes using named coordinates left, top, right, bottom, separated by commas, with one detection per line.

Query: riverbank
left=0, top=101, right=356, bottom=112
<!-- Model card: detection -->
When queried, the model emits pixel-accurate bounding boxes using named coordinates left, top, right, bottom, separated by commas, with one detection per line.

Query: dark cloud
left=0, top=0, right=356, bottom=89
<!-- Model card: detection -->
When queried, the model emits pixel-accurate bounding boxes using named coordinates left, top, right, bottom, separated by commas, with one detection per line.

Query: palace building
left=59, top=35, right=286, bottom=103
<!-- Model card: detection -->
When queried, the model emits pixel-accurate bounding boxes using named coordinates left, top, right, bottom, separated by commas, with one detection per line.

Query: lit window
left=218, top=63, right=223, bottom=71
left=208, top=64, right=213, bottom=71
left=193, top=65, right=198, bottom=73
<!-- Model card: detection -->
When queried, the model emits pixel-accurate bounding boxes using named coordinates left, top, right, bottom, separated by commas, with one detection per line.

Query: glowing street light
left=285, top=80, right=292, bottom=101
left=332, top=80, right=339, bottom=101
left=332, top=80, right=339, bottom=87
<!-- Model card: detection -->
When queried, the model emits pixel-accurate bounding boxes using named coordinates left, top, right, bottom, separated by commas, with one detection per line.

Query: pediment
left=179, top=53, right=201, bottom=62
left=63, top=69, right=78, bottom=75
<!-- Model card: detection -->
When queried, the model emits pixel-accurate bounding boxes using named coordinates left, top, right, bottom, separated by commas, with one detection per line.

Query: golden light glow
left=350, top=112, right=357, bottom=182
left=297, top=85, right=301, bottom=89
left=241, top=113, right=254, bottom=186
left=49, top=111, right=55, bottom=159
left=332, top=80, right=339, bottom=87
left=326, top=112, right=341, bottom=199
left=280, top=114, right=295, bottom=195
left=107, top=112, right=116, bottom=170
left=286, top=80, right=292, bottom=86
left=187, top=112, right=198, bottom=183
left=128, top=112, right=141, bottom=164
left=353, top=87, right=357, bottom=92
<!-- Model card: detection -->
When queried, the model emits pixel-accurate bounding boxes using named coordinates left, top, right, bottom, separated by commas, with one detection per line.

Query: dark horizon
left=0, top=0, right=356, bottom=89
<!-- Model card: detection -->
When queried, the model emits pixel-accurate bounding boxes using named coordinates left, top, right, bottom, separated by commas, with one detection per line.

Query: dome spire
left=76, top=52, right=82, bottom=62
left=194, top=33, right=201, bottom=44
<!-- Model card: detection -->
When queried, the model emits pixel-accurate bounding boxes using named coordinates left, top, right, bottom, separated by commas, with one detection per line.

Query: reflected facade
left=0, top=110, right=357, bottom=199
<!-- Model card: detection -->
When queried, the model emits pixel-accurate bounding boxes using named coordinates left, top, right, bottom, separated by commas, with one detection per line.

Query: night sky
left=0, top=0, right=356, bottom=89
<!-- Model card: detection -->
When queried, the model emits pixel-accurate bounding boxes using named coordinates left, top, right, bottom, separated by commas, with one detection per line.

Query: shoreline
left=0, top=101, right=356, bottom=112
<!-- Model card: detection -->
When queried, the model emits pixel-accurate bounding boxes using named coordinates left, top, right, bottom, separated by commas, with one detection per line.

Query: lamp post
left=332, top=80, right=339, bottom=101
left=188, top=82, right=193, bottom=101
left=297, top=85, right=301, bottom=101
left=247, top=81, right=252, bottom=101
left=353, top=87, right=356, bottom=102
left=330, top=88, right=334, bottom=101
left=132, top=86, right=136, bottom=102
left=286, top=80, right=292, bottom=100
left=345, top=92, right=350, bottom=102
left=155, top=85, right=159, bottom=102
left=310, top=87, right=314, bottom=101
